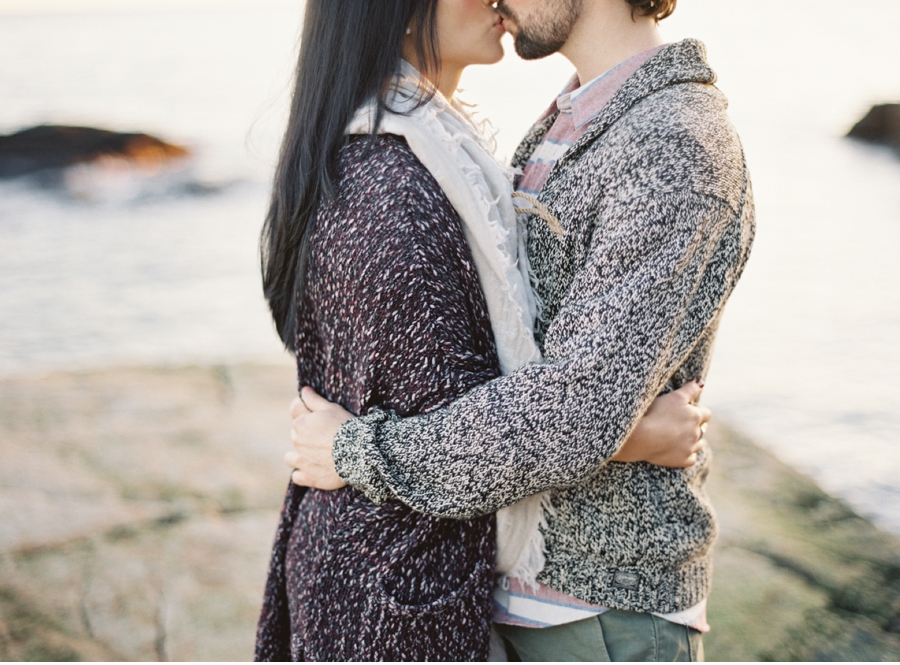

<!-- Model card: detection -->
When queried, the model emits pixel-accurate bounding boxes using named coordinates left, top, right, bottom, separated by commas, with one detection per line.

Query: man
left=287, top=0, right=754, bottom=659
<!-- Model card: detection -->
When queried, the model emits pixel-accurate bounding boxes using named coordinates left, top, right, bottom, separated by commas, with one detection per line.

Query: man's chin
left=513, top=35, right=558, bottom=61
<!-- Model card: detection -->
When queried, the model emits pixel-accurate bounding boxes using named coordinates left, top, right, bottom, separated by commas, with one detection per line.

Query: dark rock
left=0, top=125, right=190, bottom=179
left=847, top=104, right=900, bottom=153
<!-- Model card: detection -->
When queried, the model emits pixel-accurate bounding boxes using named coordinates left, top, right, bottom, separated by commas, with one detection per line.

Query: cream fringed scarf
left=346, top=62, right=553, bottom=589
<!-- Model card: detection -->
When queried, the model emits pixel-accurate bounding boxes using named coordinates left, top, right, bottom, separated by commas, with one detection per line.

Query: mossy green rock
left=705, top=422, right=900, bottom=661
left=1, top=365, right=898, bottom=660
left=0, top=364, right=294, bottom=661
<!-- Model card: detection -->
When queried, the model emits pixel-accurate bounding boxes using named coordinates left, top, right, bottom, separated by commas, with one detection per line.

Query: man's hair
left=626, top=0, right=676, bottom=21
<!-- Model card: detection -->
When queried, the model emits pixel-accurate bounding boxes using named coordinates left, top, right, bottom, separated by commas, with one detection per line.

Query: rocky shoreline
left=1, top=364, right=898, bottom=661
left=848, top=104, right=900, bottom=155
left=0, top=125, right=190, bottom=180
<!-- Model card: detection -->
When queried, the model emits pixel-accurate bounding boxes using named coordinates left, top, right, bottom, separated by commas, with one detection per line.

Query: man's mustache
left=495, top=0, right=516, bottom=22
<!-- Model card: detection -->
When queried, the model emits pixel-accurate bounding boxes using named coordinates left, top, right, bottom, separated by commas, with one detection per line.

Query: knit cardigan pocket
left=360, top=558, right=494, bottom=661
left=293, top=487, right=495, bottom=661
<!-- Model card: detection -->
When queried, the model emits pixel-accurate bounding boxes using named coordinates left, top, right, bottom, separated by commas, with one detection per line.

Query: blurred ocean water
left=0, top=1, right=898, bottom=534
left=0, top=4, right=300, bottom=370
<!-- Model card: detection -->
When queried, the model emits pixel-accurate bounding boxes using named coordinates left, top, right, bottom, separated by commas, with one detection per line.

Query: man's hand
left=283, top=387, right=353, bottom=490
left=610, top=380, right=710, bottom=468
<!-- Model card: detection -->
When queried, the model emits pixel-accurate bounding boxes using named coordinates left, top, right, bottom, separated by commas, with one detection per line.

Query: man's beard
left=497, top=0, right=583, bottom=60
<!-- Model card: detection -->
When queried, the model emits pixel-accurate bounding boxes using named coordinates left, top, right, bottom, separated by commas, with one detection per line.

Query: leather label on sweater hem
left=612, top=572, right=640, bottom=590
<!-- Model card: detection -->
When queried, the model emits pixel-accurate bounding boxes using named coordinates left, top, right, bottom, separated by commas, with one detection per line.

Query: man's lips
left=496, top=13, right=515, bottom=33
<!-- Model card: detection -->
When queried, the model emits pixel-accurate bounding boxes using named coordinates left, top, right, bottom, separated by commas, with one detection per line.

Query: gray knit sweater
left=333, top=39, right=755, bottom=614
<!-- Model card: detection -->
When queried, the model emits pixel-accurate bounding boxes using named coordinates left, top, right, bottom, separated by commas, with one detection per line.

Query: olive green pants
left=495, top=610, right=704, bottom=662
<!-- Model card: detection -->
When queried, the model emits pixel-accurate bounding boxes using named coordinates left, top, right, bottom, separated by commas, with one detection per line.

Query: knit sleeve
left=333, top=189, right=751, bottom=516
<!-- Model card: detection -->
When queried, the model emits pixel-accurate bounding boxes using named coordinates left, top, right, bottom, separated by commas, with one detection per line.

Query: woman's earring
left=406, top=27, right=412, bottom=35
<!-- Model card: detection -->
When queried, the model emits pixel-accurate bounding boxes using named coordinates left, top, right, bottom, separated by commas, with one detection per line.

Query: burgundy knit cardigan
left=254, top=135, right=500, bottom=662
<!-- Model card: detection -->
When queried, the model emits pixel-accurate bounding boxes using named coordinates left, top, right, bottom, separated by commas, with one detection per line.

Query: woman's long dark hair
left=261, top=0, right=441, bottom=349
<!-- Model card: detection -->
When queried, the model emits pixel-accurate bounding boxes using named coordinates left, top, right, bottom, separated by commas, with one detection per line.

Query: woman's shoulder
left=321, top=134, right=460, bottom=246
left=335, top=134, right=444, bottom=204
left=338, top=133, right=418, bottom=169
left=313, top=133, right=472, bottom=279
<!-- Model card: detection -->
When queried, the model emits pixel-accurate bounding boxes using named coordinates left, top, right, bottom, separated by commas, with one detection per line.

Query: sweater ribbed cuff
left=333, top=409, right=396, bottom=505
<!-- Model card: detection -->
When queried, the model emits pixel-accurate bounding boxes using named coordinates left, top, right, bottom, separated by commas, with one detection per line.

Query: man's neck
left=560, top=0, right=665, bottom=84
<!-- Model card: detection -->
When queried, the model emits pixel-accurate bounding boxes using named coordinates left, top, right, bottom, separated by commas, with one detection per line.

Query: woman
left=256, top=0, right=709, bottom=660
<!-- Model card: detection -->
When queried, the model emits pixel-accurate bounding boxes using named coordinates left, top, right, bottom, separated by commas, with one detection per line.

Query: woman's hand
left=610, top=380, right=710, bottom=468
left=284, top=387, right=352, bottom=490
